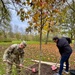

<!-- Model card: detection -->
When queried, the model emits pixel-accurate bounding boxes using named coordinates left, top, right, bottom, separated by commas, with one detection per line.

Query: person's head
left=52, top=36, right=59, bottom=43
left=19, top=41, right=27, bottom=49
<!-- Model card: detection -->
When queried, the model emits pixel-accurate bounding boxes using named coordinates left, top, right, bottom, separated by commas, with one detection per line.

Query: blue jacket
left=56, top=37, right=72, bottom=56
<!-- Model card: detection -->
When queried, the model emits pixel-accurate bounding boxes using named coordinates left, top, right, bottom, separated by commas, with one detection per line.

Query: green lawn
left=0, top=41, right=74, bottom=75
left=0, top=40, right=40, bottom=45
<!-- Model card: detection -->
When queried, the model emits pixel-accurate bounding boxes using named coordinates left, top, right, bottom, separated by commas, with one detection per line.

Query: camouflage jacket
left=3, top=44, right=24, bottom=64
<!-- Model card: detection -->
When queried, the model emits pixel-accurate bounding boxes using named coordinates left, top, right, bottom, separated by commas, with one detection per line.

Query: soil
left=22, top=63, right=59, bottom=75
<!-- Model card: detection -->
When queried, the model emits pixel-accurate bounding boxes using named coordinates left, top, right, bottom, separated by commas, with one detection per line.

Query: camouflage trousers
left=5, top=62, right=21, bottom=75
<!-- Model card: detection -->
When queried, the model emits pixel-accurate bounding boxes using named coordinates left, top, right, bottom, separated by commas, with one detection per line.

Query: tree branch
left=1, top=0, right=6, bottom=10
left=66, top=0, right=75, bottom=12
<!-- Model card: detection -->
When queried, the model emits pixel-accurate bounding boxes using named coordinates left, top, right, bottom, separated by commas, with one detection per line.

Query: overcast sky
left=5, top=1, right=30, bottom=33
left=10, top=9, right=29, bottom=33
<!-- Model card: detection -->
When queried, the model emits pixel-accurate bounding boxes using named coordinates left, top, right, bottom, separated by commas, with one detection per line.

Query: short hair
left=53, top=36, right=59, bottom=40
left=21, top=41, right=27, bottom=47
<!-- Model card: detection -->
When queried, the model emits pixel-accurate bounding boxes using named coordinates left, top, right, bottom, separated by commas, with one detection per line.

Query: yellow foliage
left=63, top=0, right=66, bottom=3
left=47, top=18, right=50, bottom=21
left=52, top=9, right=60, bottom=13
left=62, top=19, right=64, bottom=22
left=50, top=5, right=53, bottom=9
left=43, top=22, right=49, bottom=30
left=41, top=4, right=45, bottom=9
left=27, top=11, right=31, bottom=15
left=32, top=17, right=38, bottom=23
left=25, top=16, right=29, bottom=19
left=32, top=0, right=36, bottom=2
left=21, top=10, right=25, bottom=13
left=41, top=2, right=47, bottom=9
left=29, top=22, right=33, bottom=26
left=36, top=1, right=40, bottom=7
left=15, top=0, right=21, bottom=4
left=20, top=17, right=24, bottom=21
left=32, top=13, right=40, bottom=22
left=17, top=11, right=20, bottom=15
left=42, top=30, right=47, bottom=34
left=27, top=1, right=30, bottom=5
left=48, top=57, right=50, bottom=60
left=56, top=22, right=59, bottom=25
left=50, top=21, right=54, bottom=26
left=35, top=13, right=40, bottom=17
left=35, top=23, right=40, bottom=26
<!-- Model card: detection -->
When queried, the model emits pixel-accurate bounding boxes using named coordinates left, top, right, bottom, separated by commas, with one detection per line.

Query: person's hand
left=3, top=60, right=12, bottom=64
left=3, top=60, right=7, bottom=62
left=6, top=60, right=12, bottom=64
left=19, top=64, right=23, bottom=67
left=3, top=60, right=7, bottom=63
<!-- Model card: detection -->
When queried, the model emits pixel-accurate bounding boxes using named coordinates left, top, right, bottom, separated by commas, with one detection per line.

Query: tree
left=0, top=0, right=11, bottom=38
left=1, top=0, right=74, bottom=75
left=24, top=0, right=67, bottom=75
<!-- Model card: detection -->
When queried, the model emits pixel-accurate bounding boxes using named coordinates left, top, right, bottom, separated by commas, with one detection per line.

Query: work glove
left=3, top=60, right=12, bottom=64
left=19, top=64, right=23, bottom=67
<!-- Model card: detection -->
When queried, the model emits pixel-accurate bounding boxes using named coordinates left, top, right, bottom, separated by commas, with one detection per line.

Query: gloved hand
left=3, top=60, right=7, bottom=62
left=3, top=60, right=12, bottom=64
left=19, top=64, right=23, bottom=67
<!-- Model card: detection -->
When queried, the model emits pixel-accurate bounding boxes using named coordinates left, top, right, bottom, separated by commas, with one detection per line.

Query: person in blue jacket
left=53, top=36, right=72, bottom=75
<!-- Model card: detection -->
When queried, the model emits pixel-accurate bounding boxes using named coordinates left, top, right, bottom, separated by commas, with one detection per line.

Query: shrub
left=0, top=38, right=12, bottom=42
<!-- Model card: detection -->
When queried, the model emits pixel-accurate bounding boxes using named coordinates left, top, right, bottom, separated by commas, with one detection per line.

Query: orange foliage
left=52, top=9, right=60, bottom=13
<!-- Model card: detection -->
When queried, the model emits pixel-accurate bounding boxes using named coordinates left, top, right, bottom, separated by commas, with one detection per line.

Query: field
left=0, top=42, right=75, bottom=75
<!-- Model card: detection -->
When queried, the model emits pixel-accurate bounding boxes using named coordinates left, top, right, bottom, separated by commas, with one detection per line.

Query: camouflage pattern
left=3, top=44, right=25, bottom=75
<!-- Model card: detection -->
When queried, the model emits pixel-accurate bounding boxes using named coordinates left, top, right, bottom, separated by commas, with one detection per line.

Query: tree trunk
left=38, top=8, right=43, bottom=75
left=45, top=30, right=49, bottom=44
left=45, top=23, right=50, bottom=44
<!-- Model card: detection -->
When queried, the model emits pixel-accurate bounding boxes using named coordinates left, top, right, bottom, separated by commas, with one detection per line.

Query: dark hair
left=53, top=36, right=59, bottom=40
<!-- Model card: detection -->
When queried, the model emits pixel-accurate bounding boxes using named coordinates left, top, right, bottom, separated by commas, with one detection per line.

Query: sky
left=7, top=0, right=31, bottom=34
left=2, top=0, right=28, bottom=33
left=10, top=9, right=29, bottom=33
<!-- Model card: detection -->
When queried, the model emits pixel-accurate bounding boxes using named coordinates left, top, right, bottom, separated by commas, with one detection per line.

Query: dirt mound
left=23, top=63, right=59, bottom=75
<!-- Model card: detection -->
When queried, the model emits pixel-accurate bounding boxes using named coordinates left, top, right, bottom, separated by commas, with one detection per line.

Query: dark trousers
left=59, top=53, right=71, bottom=75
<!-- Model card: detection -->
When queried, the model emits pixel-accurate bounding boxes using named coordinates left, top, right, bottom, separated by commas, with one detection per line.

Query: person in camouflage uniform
left=3, top=41, right=27, bottom=75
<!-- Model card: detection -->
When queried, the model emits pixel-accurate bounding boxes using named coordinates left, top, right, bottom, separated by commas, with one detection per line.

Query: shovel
left=51, top=63, right=58, bottom=71
left=15, top=64, right=38, bottom=73
left=22, top=66, right=38, bottom=73
left=6, top=60, right=38, bottom=73
left=51, top=58, right=59, bottom=71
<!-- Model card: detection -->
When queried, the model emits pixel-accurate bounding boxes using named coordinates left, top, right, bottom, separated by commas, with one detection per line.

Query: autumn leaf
left=43, top=22, right=49, bottom=30
left=22, top=2, right=26, bottom=5
left=20, top=17, right=24, bottom=21
left=15, top=0, right=21, bottom=4
left=27, top=11, right=31, bottom=15
left=25, top=16, right=29, bottom=19
left=28, top=22, right=33, bottom=26
left=27, top=1, right=30, bottom=5
left=63, top=0, right=66, bottom=3
left=50, top=21, right=54, bottom=26
left=17, top=11, right=20, bottom=15
left=35, top=23, right=40, bottom=26
left=52, top=9, right=60, bottom=13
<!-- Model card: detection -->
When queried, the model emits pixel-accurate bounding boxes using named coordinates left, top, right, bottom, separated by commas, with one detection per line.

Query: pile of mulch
left=22, top=63, right=59, bottom=75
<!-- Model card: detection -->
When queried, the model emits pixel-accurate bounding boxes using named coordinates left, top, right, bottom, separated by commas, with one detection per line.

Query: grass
left=0, top=41, right=75, bottom=75
left=0, top=40, right=40, bottom=45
